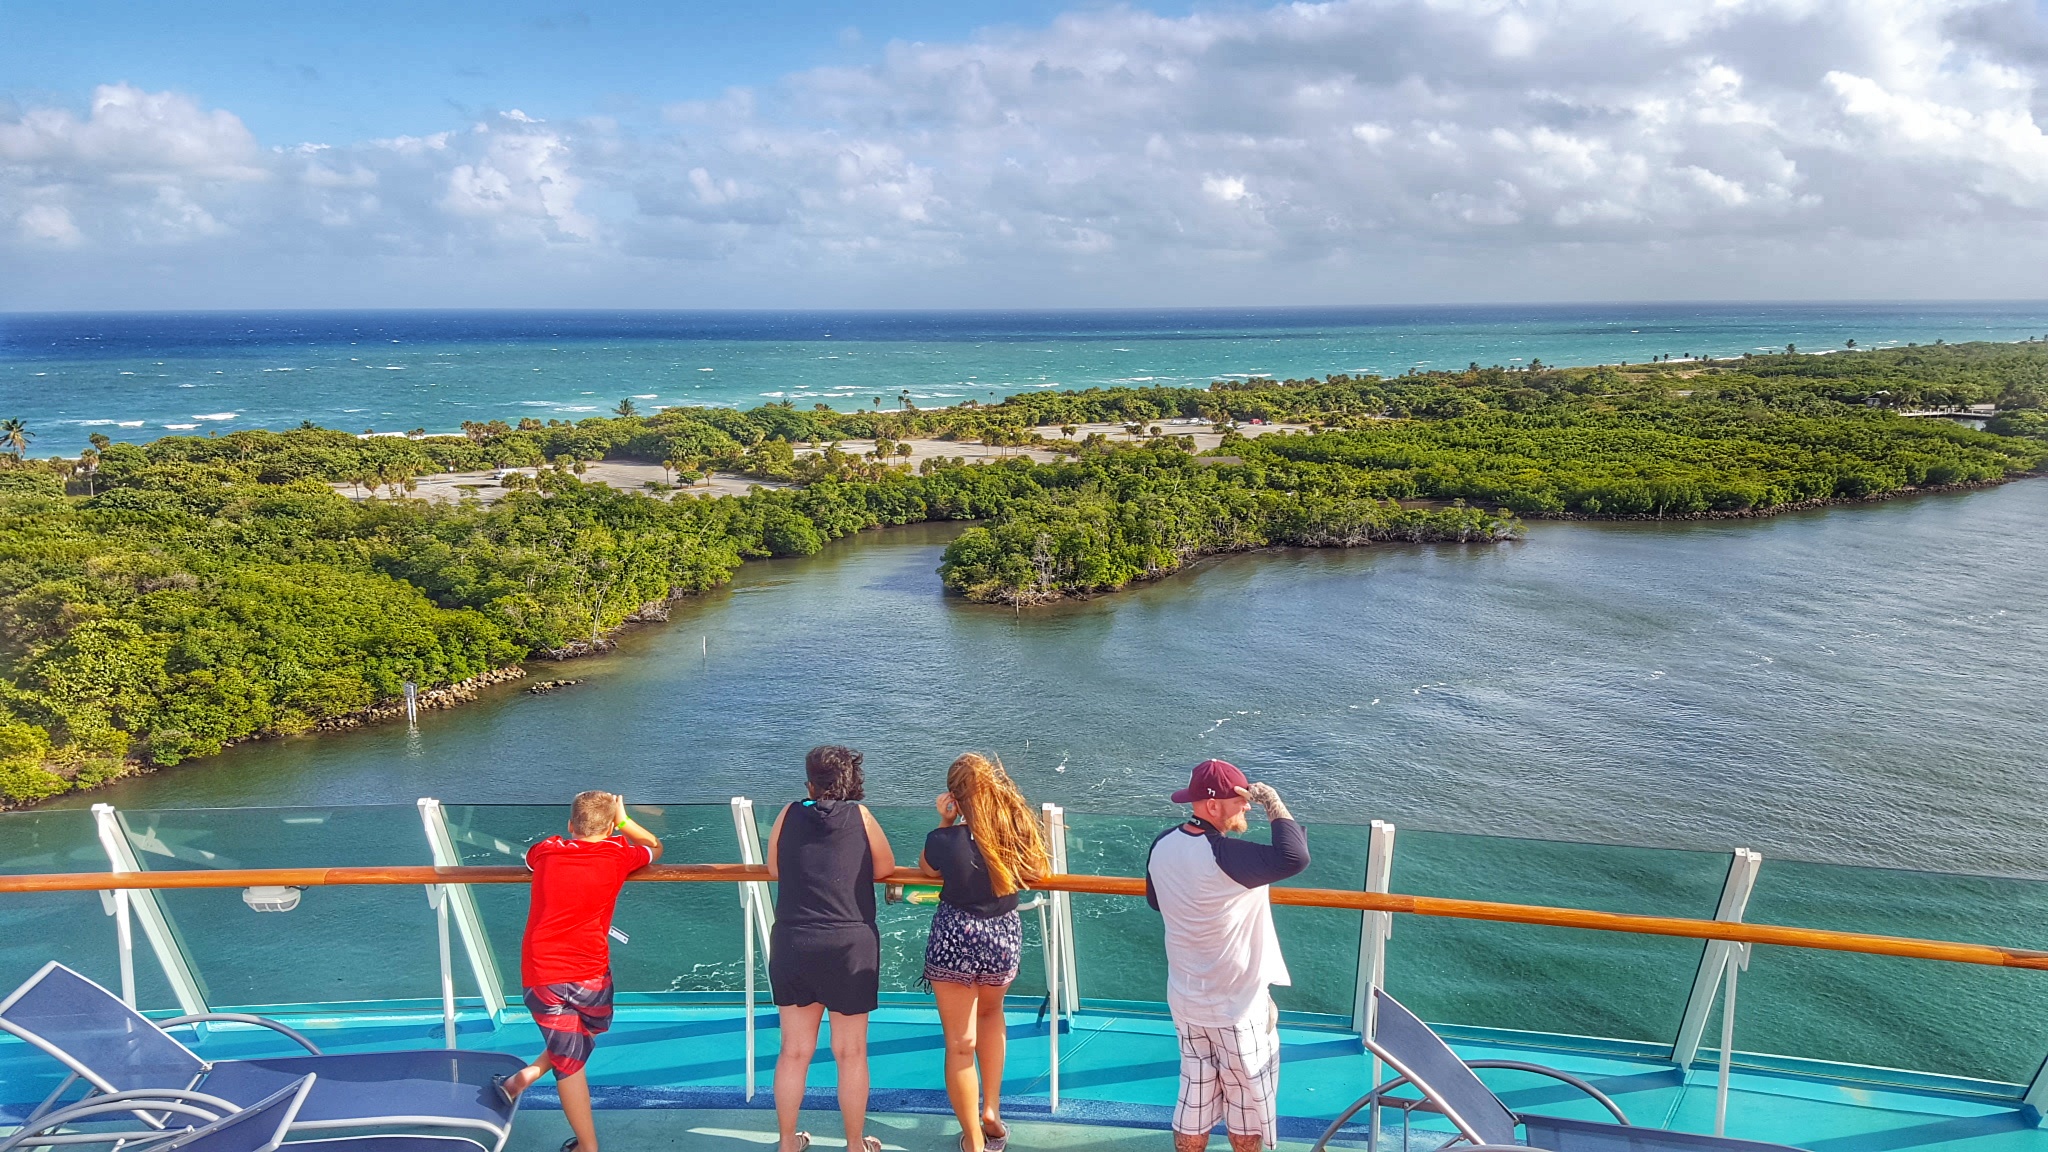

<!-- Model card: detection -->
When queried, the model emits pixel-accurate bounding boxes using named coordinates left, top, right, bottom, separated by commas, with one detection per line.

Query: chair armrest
left=159, top=1012, right=323, bottom=1054
left=1467, top=1059, right=1629, bottom=1125
left=0, top=1089, right=241, bottom=1152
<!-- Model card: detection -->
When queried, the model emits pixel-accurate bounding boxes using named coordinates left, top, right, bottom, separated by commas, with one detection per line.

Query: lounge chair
left=2, top=1074, right=497, bottom=1152
left=0, top=964, right=524, bottom=1152
left=1313, top=988, right=1809, bottom=1152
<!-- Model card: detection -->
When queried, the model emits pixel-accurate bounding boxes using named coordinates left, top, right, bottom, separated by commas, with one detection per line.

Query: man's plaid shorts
left=1172, top=997, right=1280, bottom=1149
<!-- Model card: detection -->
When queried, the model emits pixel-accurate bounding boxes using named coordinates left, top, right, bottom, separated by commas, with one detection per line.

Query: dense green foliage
left=2, top=340, right=2044, bottom=804
left=937, top=448, right=1515, bottom=602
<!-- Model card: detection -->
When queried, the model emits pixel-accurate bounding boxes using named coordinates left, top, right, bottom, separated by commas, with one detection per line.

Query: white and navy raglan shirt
left=1145, top=818, right=1311, bottom=1028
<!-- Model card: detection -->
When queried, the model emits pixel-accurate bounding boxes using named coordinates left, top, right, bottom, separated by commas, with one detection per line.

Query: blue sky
left=2, top=1, right=1165, bottom=144
left=5, top=0, right=2048, bottom=309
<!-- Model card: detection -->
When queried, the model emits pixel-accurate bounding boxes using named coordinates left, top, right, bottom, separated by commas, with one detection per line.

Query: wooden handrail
left=6, top=863, right=2047, bottom=972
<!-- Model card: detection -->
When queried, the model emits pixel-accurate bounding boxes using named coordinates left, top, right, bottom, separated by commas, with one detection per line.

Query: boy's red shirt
left=521, top=834, right=653, bottom=987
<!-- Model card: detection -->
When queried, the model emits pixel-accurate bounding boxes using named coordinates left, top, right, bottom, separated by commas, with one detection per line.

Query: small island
left=1, top=342, right=2043, bottom=806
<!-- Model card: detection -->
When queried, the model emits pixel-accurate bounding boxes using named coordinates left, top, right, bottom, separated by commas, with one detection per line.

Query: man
left=497, top=791, right=663, bottom=1152
left=1146, top=760, right=1309, bottom=1152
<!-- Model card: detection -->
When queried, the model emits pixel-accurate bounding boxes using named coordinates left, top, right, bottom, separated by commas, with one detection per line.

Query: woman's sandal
left=559, top=1139, right=578, bottom=1152
left=862, top=1137, right=883, bottom=1152
left=783, top=1134, right=811, bottom=1152
left=981, top=1119, right=1009, bottom=1152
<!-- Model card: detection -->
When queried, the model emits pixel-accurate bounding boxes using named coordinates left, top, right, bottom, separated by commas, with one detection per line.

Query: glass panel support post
left=1043, top=804, right=1078, bottom=1015
left=1350, top=820, right=1396, bottom=1036
left=1672, top=848, right=1762, bottom=1068
left=1039, top=803, right=1072, bottom=1112
left=731, top=798, right=775, bottom=957
left=1713, top=942, right=1750, bottom=1136
left=742, top=879, right=759, bottom=1102
left=417, top=799, right=508, bottom=1022
left=91, top=804, right=207, bottom=1015
left=96, top=887, right=138, bottom=1008
left=426, top=885, right=457, bottom=1049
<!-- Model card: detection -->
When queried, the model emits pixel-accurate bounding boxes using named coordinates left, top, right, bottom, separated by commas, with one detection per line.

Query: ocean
left=7, top=302, right=2048, bottom=454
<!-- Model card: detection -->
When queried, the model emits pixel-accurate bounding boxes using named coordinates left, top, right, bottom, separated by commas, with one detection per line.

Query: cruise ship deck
left=7, top=800, right=2048, bottom=1152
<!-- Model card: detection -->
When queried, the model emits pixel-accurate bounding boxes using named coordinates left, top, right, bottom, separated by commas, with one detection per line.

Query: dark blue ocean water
left=6, top=302, right=2048, bottom=454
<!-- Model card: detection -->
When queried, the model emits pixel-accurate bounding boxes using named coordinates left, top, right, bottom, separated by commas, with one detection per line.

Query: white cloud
left=17, top=203, right=80, bottom=245
left=7, top=0, right=2048, bottom=306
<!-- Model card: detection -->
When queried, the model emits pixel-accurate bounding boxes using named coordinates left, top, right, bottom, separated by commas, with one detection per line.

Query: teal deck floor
left=5, top=1002, right=2045, bottom=1151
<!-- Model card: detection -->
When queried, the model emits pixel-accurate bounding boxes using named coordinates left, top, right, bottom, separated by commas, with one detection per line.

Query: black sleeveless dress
left=769, top=798, right=880, bottom=1015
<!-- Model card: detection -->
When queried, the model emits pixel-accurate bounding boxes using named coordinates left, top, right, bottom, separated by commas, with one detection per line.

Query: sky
left=5, top=0, right=2048, bottom=310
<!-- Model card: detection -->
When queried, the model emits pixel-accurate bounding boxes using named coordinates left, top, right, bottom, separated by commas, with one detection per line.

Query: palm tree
left=1, top=419, right=29, bottom=462
left=615, top=398, right=639, bottom=418
left=79, top=448, right=99, bottom=495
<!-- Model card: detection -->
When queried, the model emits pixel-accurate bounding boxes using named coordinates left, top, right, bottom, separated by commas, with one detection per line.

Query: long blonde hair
left=948, top=753, right=1049, bottom=898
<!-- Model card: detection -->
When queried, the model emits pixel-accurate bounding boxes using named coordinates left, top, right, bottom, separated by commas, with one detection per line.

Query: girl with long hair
left=918, top=753, right=1050, bottom=1152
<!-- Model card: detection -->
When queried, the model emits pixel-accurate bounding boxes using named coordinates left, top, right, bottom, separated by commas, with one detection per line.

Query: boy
left=497, top=791, right=663, bottom=1152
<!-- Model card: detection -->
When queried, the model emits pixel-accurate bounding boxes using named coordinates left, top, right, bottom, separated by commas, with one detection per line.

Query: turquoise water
left=7, top=303, right=2048, bottom=454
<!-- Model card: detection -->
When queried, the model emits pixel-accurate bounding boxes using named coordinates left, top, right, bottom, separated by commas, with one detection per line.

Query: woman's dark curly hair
left=805, top=744, right=866, bottom=802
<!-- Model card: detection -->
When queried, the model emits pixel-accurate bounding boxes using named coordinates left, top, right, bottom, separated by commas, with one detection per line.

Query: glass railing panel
left=1384, top=830, right=1729, bottom=1043
left=1055, top=811, right=1372, bottom=1017
left=0, top=809, right=178, bottom=1010
left=440, top=803, right=745, bottom=996
left=750, top=801, right=1056, bottom=1000
left=115, top=805, right=441, bottom=1008
left=1740, top=858, right=2048, bottom=1083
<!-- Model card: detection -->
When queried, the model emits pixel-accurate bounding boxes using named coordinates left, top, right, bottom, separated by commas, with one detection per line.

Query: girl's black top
left=774, top=799, right=877, bottom=932
left=923, top=824, right=1017, bottom=918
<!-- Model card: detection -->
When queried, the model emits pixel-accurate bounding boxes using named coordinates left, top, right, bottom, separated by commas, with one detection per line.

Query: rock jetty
left=315, top=666, right=528, bottom=731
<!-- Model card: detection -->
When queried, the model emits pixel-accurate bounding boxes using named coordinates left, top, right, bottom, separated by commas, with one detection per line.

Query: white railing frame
left=416, top=799, right=508, bottom=1021
left=1673, top=848, right=1763, bottom=1067
left=91, top=804, right=207, bottom=1016
left=1044, top=805, right=1079, bottom=1016
left=1350, top=820, right=1396, bottom=1035
left=731, top=798, right=775, bottom=954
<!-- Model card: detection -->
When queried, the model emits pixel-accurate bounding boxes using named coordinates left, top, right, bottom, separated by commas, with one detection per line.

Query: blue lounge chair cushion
left=0, top=961, right=204, bottom=1093
left=162, top=1075, right=314, bottom=1152
left=198, top=1051, right=525, bottom=1131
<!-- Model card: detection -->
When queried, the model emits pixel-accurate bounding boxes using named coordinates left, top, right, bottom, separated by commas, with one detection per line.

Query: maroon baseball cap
left=1172, top=759, right=1249, bottom=804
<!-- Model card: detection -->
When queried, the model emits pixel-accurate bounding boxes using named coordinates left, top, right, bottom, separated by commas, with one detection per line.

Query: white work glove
left=1240, top=782, right=1293, bottom=823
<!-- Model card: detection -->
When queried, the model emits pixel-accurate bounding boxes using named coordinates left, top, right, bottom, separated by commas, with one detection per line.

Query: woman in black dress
left=918, top=752, right=1048, bottom=1152
left=766, top=745, right=897, bottom=1152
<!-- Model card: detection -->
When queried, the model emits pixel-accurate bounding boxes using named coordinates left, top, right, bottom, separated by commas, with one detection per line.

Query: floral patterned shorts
left=923, top=902, right=1022, bottom=987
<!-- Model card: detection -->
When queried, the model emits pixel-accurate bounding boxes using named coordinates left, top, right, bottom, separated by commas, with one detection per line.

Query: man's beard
left=1224, top=810, right=1250, bottom=834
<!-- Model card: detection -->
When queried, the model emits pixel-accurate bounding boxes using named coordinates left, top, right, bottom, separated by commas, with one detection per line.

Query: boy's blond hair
left=570, top=791, right=617, bottom=839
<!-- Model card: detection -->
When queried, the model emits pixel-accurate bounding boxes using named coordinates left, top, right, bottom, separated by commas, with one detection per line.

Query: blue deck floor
left=4, top=1001, right=2043, bottom=1151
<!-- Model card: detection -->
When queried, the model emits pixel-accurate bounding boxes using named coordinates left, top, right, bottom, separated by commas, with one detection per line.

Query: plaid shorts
left=1173, top=996, right=1280, bottom=1148
left=523, top=973, right=614, bottom=1078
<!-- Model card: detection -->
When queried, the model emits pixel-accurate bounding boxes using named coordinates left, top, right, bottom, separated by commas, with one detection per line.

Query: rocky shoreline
left=313, top=665, right=529, bottom=731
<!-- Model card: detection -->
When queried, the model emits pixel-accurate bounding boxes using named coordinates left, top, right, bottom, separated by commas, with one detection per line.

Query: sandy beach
left=330, top=420, right=1310, bottom=504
